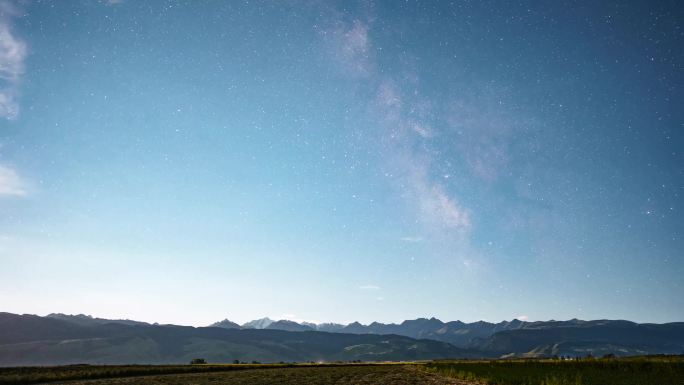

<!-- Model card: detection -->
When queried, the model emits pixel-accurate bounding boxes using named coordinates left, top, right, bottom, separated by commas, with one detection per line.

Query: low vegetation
left=4, top=356, right=683, bottom=385
left=0, top=363, right=457, bottom=385
left=424, top=356, right=684, bottom=385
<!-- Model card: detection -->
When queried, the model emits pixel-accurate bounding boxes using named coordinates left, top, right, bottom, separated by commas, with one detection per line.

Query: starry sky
left=0, top=0, right=682, bottom=326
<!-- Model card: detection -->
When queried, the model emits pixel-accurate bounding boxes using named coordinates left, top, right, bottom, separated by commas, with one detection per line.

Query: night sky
left=0, top=0, right=682, bottom=326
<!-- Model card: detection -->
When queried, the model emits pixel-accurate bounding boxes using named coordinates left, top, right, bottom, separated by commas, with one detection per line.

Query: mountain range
left=0, top=312, right=472, bottom=366
left=0, top=312, right=682, bottom=366
left=210, top=316, right=525, bottom=348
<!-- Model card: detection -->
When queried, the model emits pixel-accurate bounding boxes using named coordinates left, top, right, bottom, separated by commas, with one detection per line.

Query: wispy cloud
left=0, top=164, right=26, bottom=196
left=400, top=236, right=423, bottom=243
left=0, top=0, right=27, bottom=120
left=359, top=284, right=380, bottom=290
left=516, top=315, right=529, bottom=321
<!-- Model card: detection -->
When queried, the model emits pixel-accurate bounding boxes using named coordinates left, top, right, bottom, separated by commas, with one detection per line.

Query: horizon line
left=12, top=311, right=681, bottom=328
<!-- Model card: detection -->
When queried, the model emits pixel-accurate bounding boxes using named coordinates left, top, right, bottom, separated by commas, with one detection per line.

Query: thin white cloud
left=0, top=164, right=26, bottom=196
left=0, top=92, right=19, bottom=119
left=517, top=315, right=529, bottom=321
left=359, top=284, right=380, bottom=290
left=400, top=236, right=423, bottom=243
left=0, top=0, right=27, bottom=120
left=0, top=22, right=24, bottom=81
left=461, top=258, right=479, bottom=270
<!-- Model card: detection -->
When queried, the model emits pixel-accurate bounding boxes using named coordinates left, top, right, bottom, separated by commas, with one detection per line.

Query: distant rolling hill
left=2, top=312, right=682, bottom=366
left=0, top=313, right=476, bottom=366
left=478, top=320, right=684, bottom=357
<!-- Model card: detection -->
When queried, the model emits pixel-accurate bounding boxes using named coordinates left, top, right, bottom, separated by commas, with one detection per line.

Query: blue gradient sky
left=0, top=0, right=682, bottom=326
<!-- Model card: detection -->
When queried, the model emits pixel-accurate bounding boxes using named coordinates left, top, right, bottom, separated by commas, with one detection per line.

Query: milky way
left=0, top=0, right=681, bottom=325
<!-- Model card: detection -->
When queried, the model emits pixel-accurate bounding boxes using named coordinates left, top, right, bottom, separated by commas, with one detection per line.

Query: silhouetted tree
left=190, top=358, right=206, bottom=364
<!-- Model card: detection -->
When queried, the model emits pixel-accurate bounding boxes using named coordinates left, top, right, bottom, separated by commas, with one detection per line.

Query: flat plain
left=4, top=357, right=684, bottom=385
left=2, top=364, right=473, bottom=385
left=426, top=357, right=684, bottom=385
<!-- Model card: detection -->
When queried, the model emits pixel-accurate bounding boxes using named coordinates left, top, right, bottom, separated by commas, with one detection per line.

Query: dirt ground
left=52, top=365, right=476, bottom=385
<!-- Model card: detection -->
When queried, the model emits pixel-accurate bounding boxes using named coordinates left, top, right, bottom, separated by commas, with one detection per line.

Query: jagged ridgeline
left=1, top=313, right=683, bottom=366
left=0, top=313, right=473, bottom=366
left=209, top=316, right=684, bottom=357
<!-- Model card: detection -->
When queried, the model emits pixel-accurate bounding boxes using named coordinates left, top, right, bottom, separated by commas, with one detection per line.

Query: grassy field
left=0, top=363, right=468, bottom=385
left=424, top=356, right=684, bottom=385
left=4, top=357, right=683, bottom=385
left=0, top=364, right=282, bottom=384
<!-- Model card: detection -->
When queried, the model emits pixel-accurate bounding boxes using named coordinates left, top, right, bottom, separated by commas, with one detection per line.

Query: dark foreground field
left=426, top=356, right=684, bottom=385
left=3, top=357, right=683, bottom=385
left=0, top=364, right=470, bottom=385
